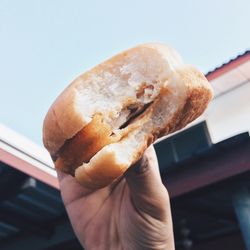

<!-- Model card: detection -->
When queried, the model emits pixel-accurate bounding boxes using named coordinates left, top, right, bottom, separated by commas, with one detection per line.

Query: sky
left=1, top=0, right=249, bottom=146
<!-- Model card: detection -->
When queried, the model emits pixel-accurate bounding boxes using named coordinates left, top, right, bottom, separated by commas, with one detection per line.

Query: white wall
left=205, top=80, right=250, bottom=143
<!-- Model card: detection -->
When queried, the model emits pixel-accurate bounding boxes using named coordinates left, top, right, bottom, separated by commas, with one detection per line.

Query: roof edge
left=206, top=50, right=250, bottom=81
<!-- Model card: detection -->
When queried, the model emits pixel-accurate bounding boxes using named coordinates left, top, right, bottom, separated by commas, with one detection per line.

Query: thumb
left=125, top=145, right=170, bottom=220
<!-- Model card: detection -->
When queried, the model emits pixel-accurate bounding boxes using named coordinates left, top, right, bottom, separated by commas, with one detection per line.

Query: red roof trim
left=164, top=141, right=250, bottom=198
left=0, top=148, right=59, bottom=189
left=206, top=51, right=250, bottom=81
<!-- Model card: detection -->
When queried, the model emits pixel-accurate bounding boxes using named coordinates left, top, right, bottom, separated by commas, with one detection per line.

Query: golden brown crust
left=43, top=107, right=65, bottom=160
left=43, top=87, right=88, bottom=155
left=55, top=114, right=121, bottom=174
left=75, top=131, right=150, bottom=189
left=75, top=67, right=213, bottom=189
left=43, top=43, right=213, bottom=189
left=43, top=43, right=184, bottom=155
left=162, top=66, right=213, bottom=135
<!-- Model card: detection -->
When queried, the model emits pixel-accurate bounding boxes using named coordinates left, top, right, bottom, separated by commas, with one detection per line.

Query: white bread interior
left=43, top=44, right=183, bottom=155
left=43, top=43, right=213, bottom=188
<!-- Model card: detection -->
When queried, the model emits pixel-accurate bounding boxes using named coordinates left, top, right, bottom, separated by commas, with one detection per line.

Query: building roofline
left=0, top=124, right=59, bottom=189
left=206, top=50, right=250, bottom=81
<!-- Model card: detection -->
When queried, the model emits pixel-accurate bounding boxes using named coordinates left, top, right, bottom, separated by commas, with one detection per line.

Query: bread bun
left=43, top=43, right=213, bottom=189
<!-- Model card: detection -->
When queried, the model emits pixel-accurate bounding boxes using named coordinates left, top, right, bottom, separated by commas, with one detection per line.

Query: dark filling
left=54, top=100, right=154, bottom=173
left=119, top=102, right=153, bottom=129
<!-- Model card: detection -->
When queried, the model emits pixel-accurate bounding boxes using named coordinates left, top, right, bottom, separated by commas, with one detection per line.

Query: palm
left=58, top=146, right=175, bottom=250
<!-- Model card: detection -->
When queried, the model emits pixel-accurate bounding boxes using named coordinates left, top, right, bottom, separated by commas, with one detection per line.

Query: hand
left=57, top=145, right=175, bottom=250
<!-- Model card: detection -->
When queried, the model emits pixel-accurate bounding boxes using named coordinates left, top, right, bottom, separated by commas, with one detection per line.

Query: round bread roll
left=43, top=43, right=213, bottom=189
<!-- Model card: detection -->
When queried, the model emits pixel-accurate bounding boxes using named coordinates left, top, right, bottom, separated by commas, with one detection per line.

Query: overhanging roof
left=206, top=50, right=250, bottom=97
left=206, top=50, right=250, bottom=80
left=0, top=126, right=249, bottom=249
left=0, top=124, right=58, bottom=189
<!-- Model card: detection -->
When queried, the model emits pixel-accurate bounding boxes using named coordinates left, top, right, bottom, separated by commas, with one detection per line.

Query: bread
left=43, top=43, right=213, bottom=189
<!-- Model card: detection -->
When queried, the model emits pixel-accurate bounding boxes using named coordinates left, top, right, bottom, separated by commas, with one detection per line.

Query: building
left=0, top=50, right=249, bottom=249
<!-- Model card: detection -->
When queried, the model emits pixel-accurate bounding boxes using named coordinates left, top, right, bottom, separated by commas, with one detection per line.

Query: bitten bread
left=43, top=43, right=213, bottom=189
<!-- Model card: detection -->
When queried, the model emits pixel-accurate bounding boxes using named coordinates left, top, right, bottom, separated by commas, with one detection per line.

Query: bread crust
left=43, top=43, right=184, bottom=155
left=43, top=43, right=213, bottom=188
left=55, top=114, right=121, bottom=174
left=74, top=66, right=213, bottom=189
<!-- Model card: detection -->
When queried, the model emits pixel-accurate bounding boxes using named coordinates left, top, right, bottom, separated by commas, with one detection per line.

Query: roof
left=0, top=124, right=249, bottom=249
left=206, top=50, right=250, bottom=97
left=0, top=124, right=58, bottom=189
left=158, top=123, right=250, bottom=197
left=0, top=162, right=81, bottom=250
left=206, top=50, right=250, bottom=81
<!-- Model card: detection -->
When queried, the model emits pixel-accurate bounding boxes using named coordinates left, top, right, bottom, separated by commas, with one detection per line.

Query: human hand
left=57, top=145, right=175, bottom=250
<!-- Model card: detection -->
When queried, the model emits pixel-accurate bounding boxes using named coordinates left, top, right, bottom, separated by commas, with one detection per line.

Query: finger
left=125, top=145, right=170, bottom=220
left=125, top=145, right=163, bottom=194
left=57, top=169, right=68, bottom=182
left=108, top=174, right=125, bottom=193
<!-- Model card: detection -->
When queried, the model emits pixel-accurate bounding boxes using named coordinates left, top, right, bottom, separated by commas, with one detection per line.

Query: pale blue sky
left=1, top=0, right=249, bottom=145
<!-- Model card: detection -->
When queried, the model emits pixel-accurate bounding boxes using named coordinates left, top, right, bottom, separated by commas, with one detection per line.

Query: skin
left=57, top=146, right=175, bottom=250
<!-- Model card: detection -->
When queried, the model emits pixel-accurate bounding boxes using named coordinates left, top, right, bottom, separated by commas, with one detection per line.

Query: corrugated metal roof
left=0, top=125, right=249, bottom=249
left=205, top=50, right=250, bottom=98
left=206, top=50, right=250, bottom=76
left=206, top=50, right=250, bottom=82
